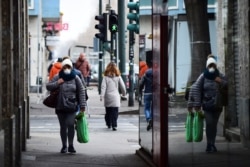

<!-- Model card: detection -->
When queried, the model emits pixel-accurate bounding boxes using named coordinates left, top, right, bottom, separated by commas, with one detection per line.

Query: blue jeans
left=144, top=94, right=152, bottom=122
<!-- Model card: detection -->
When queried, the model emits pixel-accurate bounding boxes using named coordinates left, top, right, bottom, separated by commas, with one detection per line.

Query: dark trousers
left=204, top=108, right=222, bottom=145
left=57, top=112, right=76, bottom=147
left=105, top=107, right=119, bottom=128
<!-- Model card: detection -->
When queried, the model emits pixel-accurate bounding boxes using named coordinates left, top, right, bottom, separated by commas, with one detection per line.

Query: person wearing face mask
left=187, top=55, right=227, bottom=153
left=46, top=59, right=87, bottom=154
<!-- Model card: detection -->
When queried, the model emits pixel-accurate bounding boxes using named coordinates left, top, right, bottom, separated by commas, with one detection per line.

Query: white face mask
left=64, top=69, right=71, bottom=74
left=208, top=67, right=215, bottom=73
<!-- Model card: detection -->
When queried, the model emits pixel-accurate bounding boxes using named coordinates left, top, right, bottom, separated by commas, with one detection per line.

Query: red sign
left=45, top=22, right=69, bottom=31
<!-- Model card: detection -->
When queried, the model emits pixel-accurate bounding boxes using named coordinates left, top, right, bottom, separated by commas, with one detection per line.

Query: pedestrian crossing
left=169, top=122, right=186, bottom=132
left=30, top=114, right=186, bottom=133
left=30, top=115, right=139, bottom=133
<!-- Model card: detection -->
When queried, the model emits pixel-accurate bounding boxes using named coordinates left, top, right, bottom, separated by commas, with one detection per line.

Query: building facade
left=0, top=0, right=29, bottom=166
left=28, top=0, right=60, bottom=93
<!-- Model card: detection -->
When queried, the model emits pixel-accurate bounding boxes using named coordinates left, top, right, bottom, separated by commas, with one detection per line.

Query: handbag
left=75, top=112, right=89, bottom=143
left=193, top=111, right=204, bottom=142
left=43, top=89, right=59, bottom=108
left=202, top=84, right=228, bottom=111
left=215, top=84, right=228, bottom=107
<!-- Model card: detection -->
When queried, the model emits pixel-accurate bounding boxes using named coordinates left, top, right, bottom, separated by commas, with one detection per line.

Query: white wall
left=29, top=17, right=46, bottom=89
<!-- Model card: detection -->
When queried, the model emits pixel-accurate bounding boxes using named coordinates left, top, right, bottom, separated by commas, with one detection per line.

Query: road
left=30, top=113, right=187, bottom=134
left=169, top=113, right=186, bottom=132
left=30, top=114, right=139, bottom=134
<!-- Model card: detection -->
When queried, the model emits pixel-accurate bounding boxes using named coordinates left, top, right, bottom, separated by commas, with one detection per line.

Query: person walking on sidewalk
left=139, top=51, right=153, bottom=131
left=187, top=55, right=227, bottom=153
left=75, top=53, right=91, bottom=86
left=46, top=59, right=87, bottom=153
left=100, top=62, right=126, bottom=131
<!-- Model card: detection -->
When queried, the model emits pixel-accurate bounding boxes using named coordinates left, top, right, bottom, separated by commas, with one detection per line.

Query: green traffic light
left=111, top=24, right=118, bottom=32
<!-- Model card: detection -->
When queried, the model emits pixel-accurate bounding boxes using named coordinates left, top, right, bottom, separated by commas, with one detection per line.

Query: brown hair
left=103, top=62, right=121, bottom=77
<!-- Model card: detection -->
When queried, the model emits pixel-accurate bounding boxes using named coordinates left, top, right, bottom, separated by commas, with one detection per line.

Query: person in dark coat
left=46, top=59, right=86, bottom=154
left=187, top=56, right=227, bottom=153
left=139, top=51, right=153, bottom=131
left=75, top=53, right=91, bottom=86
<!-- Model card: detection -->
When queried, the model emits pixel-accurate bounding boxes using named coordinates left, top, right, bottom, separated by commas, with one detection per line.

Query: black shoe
left=112, top=127, right=117, bottom=131
left=68, top=145, right=76, bottom=153
left=206, top=144, right=217, bottom=153
left=211, top=144, right=217, bottom=152
left=60, top=146, right=67, bottom=153
left=147, top=120, right=152, bottom=131
left=107, top=126, right=111, bottom=129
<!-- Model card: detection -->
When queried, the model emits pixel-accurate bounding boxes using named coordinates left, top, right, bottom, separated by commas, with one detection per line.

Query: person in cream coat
left=100, top=62, right=126, bottom=131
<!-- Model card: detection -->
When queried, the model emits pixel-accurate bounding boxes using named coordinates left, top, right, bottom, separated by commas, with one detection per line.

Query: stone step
left=225, top=127, right=241, bottom=142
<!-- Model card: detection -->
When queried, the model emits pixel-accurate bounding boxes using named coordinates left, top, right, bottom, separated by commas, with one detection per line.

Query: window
left=28, top=0, right=34, bottom=9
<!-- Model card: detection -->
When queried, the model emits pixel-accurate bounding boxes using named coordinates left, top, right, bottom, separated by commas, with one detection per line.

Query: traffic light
left=95, top=13, right=107, bottom=41
left=127, top=1, right=139, bottom=34
left=109, top=11, right=118, bottom=33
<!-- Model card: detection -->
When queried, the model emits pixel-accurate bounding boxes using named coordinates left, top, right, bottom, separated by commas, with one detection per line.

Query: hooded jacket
left=139, top=68, right=153, bottom=94
left=46, top=74, right=86, bottom=113
left=187, top=72, right=227, bottom=109
left=139, top=61, right=148, bottom=78
left=49, top=62, right=62, bottom=81
left=75, top=56, right=91, bottom=78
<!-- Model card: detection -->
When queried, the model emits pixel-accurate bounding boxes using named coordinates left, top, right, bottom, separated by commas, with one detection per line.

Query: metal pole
left=128, top=0, right=134, bottom=106
left=110, top=32, right=114, bottom=61
left=36, top=0, right=42, bottom=103
left=115, top=32, right=119, bottom=65
left=118, top=0, right=126, bottom=83
left=98, top=0, right=103, bottom=94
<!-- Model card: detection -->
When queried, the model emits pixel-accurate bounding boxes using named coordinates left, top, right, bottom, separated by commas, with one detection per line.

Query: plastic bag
left=75, top=112, right=89, bottom=143
left=185, top=112, right=193, bottom=142
left=193, top=111, right=204, bottom=142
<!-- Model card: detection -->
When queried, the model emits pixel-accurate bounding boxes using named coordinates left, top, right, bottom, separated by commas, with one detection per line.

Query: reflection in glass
left=139, top=92, right=152, bottom=155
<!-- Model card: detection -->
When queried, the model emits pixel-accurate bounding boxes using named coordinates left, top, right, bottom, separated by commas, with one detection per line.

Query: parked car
left=90, top=65, right=98, bottom=82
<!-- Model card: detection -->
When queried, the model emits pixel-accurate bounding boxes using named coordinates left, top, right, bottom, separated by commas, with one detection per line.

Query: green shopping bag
left=193, top=111, right=204, bottom=142
left=185, top=112, right=193, bottom=142
left=75, top=112, right=89, bottom=143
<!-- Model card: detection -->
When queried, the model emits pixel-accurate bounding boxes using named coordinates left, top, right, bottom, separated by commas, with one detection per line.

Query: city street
left=23, top=87, right=250, bottom=167
left=30, top=112, right=187, bottom=134
left=22, top=86, right=152, bottom=167
left=30, top=114, right=139, bottom=134
left=23, top=86, right=188, bottom=167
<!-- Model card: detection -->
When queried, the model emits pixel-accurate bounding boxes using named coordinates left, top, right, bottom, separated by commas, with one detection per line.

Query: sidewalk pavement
left=22, top=85, right=152, bottom=167
left=22, top=85, right=250, bottom=167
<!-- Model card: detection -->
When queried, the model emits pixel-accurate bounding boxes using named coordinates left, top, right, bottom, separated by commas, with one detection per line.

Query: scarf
left=59, top=69, right=76, bottom=81
left=203, top=68, right=219, bottom=80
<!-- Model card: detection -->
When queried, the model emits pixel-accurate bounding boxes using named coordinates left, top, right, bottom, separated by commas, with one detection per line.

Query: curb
left=119, top=109, right=139, bottom=115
